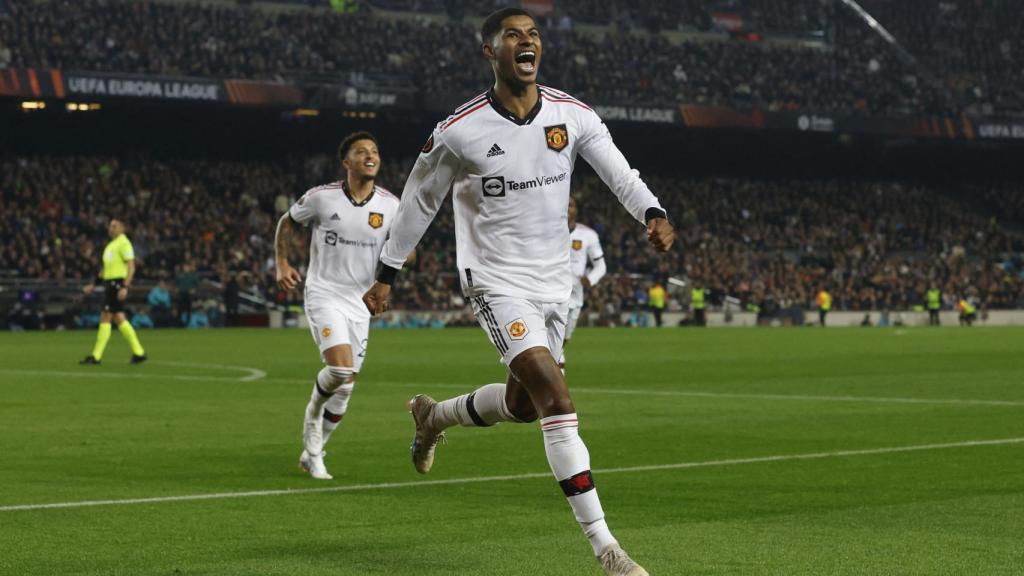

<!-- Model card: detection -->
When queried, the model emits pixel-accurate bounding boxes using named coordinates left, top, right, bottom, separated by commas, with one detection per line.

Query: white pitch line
left=567, top=387, right=1024, bottom=407
left=0, top=369, right=247, bottom=383
left=3, top=370, right=1022, bottom=407
left=154, top=361, right=266, bottom=382
left=0, top=364, right=266, bottom=383
left=385, top=382, right=1024, bottom=407
left=2, top=437, right=1021, bottom=513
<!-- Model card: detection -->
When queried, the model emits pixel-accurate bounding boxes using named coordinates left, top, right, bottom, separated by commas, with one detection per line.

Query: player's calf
left=321, top=382, right=354, bottom=446
left=304, top=365, right=354, bottom=455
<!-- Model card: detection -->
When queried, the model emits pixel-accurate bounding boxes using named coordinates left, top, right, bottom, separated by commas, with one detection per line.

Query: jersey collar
left=487, top=87, right=543, bottom=126
left=342, top=180, right=375, bottom=207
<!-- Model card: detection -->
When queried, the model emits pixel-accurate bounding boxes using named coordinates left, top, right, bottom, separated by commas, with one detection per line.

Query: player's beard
left=497, top=61, right=536, bottom=95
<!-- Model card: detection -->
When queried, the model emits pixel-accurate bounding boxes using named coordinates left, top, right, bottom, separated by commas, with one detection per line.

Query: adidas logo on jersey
left=486, top=143, right=505, bottom=157
left=330, top=213, right=340, bottom=221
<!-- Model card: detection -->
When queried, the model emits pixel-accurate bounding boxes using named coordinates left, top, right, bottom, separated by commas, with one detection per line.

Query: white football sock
left=321, top=382, right=354, bottom=446
left=306, top=366, right=354, bottom=429
left=540, top=413, right=618, bottom=556
left=430, top=383, right=515, bottom=429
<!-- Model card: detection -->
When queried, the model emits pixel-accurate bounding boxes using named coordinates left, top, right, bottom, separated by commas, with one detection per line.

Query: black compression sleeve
left=645, top=207, right=668, bottom=223
left=376, top=264, right=400, bottom=285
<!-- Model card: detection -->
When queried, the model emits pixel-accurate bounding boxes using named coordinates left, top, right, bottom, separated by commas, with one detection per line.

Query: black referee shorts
left=103, top=279, right=126, bottom=313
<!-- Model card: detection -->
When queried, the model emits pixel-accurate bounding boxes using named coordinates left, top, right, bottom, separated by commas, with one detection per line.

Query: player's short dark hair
left=337, top=131, right=379, bottom=164
left=481, top=7, right=535, bottom=45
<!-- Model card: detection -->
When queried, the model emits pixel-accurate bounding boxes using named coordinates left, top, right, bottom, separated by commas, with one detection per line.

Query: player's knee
left=507, top=395, right=538, bottom=422
left=545, top=396, right=575, bottom=416
left=320, top=365, right=355, bottom=393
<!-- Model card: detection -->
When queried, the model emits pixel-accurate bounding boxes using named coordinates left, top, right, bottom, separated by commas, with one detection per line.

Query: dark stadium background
left=3, top=0, right=1024, bottom=330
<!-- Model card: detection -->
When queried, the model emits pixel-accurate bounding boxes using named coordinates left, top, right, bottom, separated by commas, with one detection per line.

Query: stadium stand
left=3, top=156, right=1022, bottom=321
left=2, top=0, right=1010, bottom=115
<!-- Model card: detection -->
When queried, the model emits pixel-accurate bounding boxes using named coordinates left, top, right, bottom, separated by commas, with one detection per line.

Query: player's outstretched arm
left=368, top=131, right=460, bottom=314
left=274, top=213, right=302, bottom=290
left=378, top=133, right=460, bottom=275
left=577, top=109, right=673, bottom=246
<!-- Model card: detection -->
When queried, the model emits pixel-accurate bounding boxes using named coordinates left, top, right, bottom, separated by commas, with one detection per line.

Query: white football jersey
left=569, top=223, right=605, bottom=308
left=289, top=182, right=399, bottom=319
left=381, top=85, right=666, bottom=302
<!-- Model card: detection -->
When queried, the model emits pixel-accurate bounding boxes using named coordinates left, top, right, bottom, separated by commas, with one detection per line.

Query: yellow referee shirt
left=102, top=233, right=134, bottom=280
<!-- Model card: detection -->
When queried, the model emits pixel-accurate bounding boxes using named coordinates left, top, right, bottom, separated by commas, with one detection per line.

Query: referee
left=80, top=219, right=147, bottom=365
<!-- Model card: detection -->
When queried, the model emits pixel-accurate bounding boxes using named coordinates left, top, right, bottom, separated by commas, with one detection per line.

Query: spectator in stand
left=174, top=261, right=199, bottom=327
left=147, top=279, right=172, bottom=327
left=224, top=272, right=241, bottom=327
left=131, top=307, right=155, bottom=329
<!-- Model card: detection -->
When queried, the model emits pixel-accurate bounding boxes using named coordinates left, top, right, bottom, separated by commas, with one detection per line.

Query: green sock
left=118, top=321, right=145, bottom=356
left=92, top=322, right=112, bottom=360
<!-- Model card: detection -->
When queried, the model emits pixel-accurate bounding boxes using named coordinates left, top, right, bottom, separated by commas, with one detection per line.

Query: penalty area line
left=2, top=437, right=1022, bottom=513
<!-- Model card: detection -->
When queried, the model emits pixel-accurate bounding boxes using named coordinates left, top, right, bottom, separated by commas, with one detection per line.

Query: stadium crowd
left=1, top=0, right=1016, bottom=115
left=3, top=155, right=1022, bottom=322
left=857, top=0, right=1024, bottom=116
left=575, top=175, right=1024, bottom=316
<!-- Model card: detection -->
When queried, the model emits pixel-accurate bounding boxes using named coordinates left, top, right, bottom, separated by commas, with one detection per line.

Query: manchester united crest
left=505, top=318, right=529, bottom=340
left=572, top=239, right=583, bottom=251
left=368, top=212, right=384, bottom=229
left=544, top=124, right=568, bottom=152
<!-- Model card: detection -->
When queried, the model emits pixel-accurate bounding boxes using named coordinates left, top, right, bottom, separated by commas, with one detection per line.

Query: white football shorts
left=305, top=301, right=369, bottom=372
left=469, top=294, right=568, bottom=366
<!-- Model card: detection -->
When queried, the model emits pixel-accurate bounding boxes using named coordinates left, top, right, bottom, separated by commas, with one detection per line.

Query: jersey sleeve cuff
left=645, top=207, right=668, bottom=223
left=376, top=263, right=401, bottom=285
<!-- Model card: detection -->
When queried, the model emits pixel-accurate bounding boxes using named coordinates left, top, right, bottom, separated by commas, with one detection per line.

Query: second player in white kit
left=559, top=196, right=606, bottom=371
left=275, top=132, right=400, bottom=480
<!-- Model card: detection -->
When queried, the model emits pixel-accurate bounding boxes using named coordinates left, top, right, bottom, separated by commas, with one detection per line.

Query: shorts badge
left=545, top=124, right=568, bottom=152
left=368, top=212, right=384, bottom=229
left=505, top=318, right=529, bottom=340
left=322, top=327, right=332, bottom=338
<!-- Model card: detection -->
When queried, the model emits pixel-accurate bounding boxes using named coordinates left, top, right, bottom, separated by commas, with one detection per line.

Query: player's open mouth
left=364, top=161, right=376, bottom=168
left=515, top=51, right=536, bottom=74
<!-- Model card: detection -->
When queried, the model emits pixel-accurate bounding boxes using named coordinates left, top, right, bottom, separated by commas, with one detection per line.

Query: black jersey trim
left=487, top=88, right=544, bottom=126
left=342, top=181, right=376, bottom=207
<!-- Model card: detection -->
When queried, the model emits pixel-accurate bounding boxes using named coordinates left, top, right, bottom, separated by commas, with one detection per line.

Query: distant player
left=362, top=8, right=673, bottom=575
left=558, top=196, right=606, bottom=372
left=274, top=132, right=402, bottom=480
left=80, top=219, right=147, bottom=365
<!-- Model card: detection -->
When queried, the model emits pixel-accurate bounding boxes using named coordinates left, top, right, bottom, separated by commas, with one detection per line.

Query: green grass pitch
left=1, top=326, right=1022, bottom=575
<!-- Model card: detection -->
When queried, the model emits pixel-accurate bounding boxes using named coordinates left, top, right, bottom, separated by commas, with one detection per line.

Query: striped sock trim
left=541, top=417, right=579, bottom=432
left=465, top=392, right=492, bottom=427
